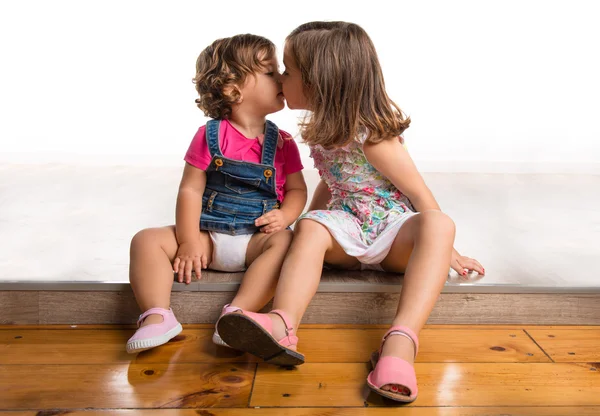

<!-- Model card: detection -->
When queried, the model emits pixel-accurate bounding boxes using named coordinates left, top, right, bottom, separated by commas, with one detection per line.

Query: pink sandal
left=366, top=325, right=419, bottom=403
left=126, top=307, right=183, bottom=354
left=216, top=309, right=305, bottom=366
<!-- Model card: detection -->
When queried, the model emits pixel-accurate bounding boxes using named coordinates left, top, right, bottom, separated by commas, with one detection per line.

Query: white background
left=1, top=0, right=599, bottom=173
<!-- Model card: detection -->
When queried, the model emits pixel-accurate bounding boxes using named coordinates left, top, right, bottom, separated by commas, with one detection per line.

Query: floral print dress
left=300, top=134, right=417, bottom=265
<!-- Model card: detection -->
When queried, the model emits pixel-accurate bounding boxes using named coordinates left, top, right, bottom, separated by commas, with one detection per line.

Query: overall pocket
left=223, top=171, right=261, bottom=195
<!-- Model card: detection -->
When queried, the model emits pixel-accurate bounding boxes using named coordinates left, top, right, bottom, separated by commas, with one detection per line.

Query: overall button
left=264, top=169, right=273, bottom=184
left=215, top=159, right=224, bottom=170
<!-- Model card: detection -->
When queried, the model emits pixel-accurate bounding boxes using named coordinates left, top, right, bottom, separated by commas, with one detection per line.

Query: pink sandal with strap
left=216, top=309, right=305, bottom=366
left=366, top=325, right=419, bottom=403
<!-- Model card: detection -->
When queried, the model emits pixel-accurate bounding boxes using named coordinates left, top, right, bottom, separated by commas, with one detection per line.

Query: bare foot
left=379, top=333, right=415, bottom=395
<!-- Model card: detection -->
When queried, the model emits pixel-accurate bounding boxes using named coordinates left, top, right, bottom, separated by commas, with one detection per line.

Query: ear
left=224, top=85, right=243, bottom=104
left=235, top=88, right=243, bottom=104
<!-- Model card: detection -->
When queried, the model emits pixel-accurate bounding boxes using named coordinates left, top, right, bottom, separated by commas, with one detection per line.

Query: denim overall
left=200, top=119, right=280, bottom=236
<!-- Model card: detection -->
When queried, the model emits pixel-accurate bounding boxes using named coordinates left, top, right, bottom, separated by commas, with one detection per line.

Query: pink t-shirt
left=184, top=120, right=303, bottom=201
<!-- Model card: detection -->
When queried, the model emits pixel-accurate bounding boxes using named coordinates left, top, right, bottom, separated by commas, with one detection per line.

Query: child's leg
left=227, top=229, right=294, bottom=311
left=268, top=219, right=359, bottom=344
left=216, top=219, right=358, bottom=360
left=129, top=225, right=212, bottom=327
left=376, top=210, right=455, bottom=392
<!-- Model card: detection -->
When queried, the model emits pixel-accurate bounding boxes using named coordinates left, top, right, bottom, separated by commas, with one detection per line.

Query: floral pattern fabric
left=300, top=135, right=417, bottom=264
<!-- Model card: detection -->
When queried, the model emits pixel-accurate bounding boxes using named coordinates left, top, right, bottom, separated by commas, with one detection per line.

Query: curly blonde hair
left=286, top=22, right=411, bottom=148
left=193, top=34, right=276, bottom=119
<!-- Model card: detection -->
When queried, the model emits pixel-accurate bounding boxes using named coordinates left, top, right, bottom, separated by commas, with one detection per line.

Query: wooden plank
left=0, top=413, right=33, bottom=416
left=4, top=408, right=600, bottom=415
left=0, top=328, right=256, bottom=365
left=0, top=291, right=38, bottom=324
left=0, top=291, right=595, bottom=325
left=5, top=323, right=600, bottom=331
left=38, top=291, right=236, bottom=324
left=0, top=363, right=255, bottom=409
left=0, top=328, right=547, bottom=365
left=3, top=323, right=600, bottom=331
left=427, top=325, right=600, bottom=330
left=298, top=328, right=547, bottom=363
left=301, top=325, right=600, bottom=330
left=522, top=326, right=600, bottom=330
left=38, top=291, right=141, bottom=324
left=0, top=324, right=216, bottom=330
left=251, top=362, right=600, bottom=407
left=527, top=329, right=600, bottom=362
left=416, top=293, right=600, bottom=325
left=306, top=293, right=600, bottom=325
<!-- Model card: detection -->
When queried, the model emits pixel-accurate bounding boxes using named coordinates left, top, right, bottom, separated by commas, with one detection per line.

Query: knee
left=419, top=211, right=456, bottom=239
left=294, top=219, right=331, bottom=250
left=130, top=228, right=158, bottom=255
left=268, top=228, right=294, bottom=249
left=295, top=219, right=328, bottom=240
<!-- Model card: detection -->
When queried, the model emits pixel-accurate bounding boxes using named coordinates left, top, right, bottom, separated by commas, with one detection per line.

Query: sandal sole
left=217, top=313, right=305, bottom=366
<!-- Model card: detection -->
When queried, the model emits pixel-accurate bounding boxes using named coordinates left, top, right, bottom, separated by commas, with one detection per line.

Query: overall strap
left=205, top=119, right=223, bottom=158
left=261, top=120, right=279, bottom=166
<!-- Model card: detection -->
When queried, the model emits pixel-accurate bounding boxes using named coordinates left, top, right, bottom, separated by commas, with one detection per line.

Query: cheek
left=290, top=87, right=308, bottom=108
left=282, top=82, right=297, bottom=100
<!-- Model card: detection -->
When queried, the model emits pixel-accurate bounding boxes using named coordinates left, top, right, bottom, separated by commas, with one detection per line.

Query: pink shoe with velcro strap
left=126, top=307, right=182, bottom=354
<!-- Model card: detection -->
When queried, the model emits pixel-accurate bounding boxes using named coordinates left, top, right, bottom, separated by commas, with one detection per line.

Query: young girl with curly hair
left=126, top=34, right=307, bottom=353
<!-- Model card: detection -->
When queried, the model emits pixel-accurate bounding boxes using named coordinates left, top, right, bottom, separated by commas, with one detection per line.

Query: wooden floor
left=1, top=324, right=600, bottom=415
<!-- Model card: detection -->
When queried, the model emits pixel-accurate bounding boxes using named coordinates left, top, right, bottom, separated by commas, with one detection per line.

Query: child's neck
left=228, top=111, right=267, bottom=139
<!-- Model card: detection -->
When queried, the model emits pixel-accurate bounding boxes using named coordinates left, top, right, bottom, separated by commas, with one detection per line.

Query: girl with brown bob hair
left=218, top=22, right=484, bottom=404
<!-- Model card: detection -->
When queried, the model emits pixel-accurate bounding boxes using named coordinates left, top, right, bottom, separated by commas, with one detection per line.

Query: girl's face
left=238, top=55, right=285, bottom=116
left=280, top=44, right=309, bottom=110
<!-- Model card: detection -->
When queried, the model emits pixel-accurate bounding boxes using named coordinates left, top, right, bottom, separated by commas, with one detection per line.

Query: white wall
left=1, top=0, right=599, bottom=173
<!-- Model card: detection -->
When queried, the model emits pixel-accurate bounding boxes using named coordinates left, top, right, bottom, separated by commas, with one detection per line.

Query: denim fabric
left=200, top=119, right=280, bottom=235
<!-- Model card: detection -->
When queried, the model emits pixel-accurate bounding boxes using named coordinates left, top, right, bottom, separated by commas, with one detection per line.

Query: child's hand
left=173, top=241, right=209, bottom=284
left=255, top=210, right=287, bottom=234
left=451, top=248, right=485, bottom=276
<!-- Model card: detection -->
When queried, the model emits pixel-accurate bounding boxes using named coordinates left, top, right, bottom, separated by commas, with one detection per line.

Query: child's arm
left=255, top=172, right=308, bottom=234
left=363, top=138, right=484, bottom=275
left=363, top=139, right=438, bottom=211
left=308, top=179, right=332, bottom=211
left=174, top=163, right=209, bottom=283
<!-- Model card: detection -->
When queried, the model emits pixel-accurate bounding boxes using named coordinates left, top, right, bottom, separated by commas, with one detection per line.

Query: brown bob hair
left=286, top=21, right=411, bottom=148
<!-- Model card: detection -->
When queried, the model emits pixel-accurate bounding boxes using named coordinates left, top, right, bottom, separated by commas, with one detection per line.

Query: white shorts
left=208, top=232, right=253, bottom=272
left=303, top=210, right=419, bottom=266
